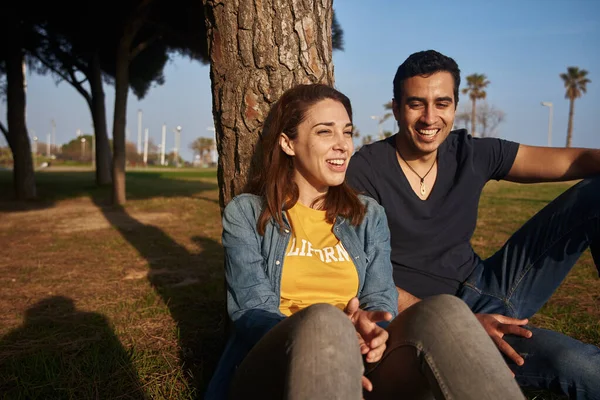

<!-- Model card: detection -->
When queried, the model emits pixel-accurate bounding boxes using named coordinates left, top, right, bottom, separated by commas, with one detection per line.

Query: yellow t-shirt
left=279, top=202, right=359, bottom=316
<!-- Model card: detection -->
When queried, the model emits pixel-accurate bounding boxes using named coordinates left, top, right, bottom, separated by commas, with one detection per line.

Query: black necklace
left=397, top=150, right=437, bottom=196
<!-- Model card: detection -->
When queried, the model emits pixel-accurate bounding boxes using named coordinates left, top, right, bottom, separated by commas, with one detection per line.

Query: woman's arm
left=222, top=197, right=286, bottom=347
left=358, top=201, right=399, bottom=318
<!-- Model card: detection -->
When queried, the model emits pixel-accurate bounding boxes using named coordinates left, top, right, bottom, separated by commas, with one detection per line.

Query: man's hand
left=475, top=313, right=532, bottom=366
left=344, top=297, right=392, bottom=364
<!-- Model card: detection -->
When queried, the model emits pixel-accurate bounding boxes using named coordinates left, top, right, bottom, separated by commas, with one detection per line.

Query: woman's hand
left=361, top=375, right=373, bottom=396
left=344, top=297, right=392, bottom=364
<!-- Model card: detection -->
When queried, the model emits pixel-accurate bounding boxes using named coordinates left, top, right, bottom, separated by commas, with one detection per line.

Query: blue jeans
left=457, top=178, right=600, bottom=400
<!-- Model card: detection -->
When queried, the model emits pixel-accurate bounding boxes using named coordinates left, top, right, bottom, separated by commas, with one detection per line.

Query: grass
left=0, top=169, right=597, bottom=399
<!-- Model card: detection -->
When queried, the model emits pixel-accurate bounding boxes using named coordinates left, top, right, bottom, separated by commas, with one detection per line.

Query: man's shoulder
left=447, top=128, right=518, bottom=146
left=444, top=128, right=469, bottom=147
left=443, top=129, right=515, bottom=152
left=352, top=135, right=395, bottom=161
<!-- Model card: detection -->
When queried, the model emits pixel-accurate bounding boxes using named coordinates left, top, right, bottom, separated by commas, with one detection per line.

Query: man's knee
left=393, top=294, right=476, bottom=339
left=416, top=294, right=473, bottom=320
left=567, top=177, right=600, bottom=210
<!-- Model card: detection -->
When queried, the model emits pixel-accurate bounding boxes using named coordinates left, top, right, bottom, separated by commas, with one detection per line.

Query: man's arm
left=396, top=286, right=421, bottom=313
left=505, top=145, right=600, bottom=183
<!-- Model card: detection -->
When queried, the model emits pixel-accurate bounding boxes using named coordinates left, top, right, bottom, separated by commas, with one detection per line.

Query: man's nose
left=420, top=106, right=437, bottom=125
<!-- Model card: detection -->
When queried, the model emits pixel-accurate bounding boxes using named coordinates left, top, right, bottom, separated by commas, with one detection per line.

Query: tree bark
left=203, top=0, right=335, bottom=211
left=111, top=1, right=153, bottom=205
left=111, top=37, right=132, bottom=206
left=471, top=98, right=477, bottom=137
left=0, top=121, right=8, bottom=138
left=566, top=97, right=574, bottom=148
left=89, top=52, right=113, bottom=186
left=5, top=39, right=36, bottom=200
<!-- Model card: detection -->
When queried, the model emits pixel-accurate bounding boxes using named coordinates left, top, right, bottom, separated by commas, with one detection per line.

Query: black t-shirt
left=346, top=130, right=520, bottom=298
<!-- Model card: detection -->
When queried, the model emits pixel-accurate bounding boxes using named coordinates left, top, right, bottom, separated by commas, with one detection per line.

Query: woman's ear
left=279, top=133, right=295, bottom=156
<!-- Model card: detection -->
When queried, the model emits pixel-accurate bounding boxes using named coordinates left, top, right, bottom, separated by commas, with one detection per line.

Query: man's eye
left=317, top=130, right=332, bottom=134
left=344, top=131, right=353, bottom=136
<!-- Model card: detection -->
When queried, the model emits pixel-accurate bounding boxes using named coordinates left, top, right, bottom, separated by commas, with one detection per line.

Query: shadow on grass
left=93, top=200, right=226, bottom=397
left=0, top=169, right=218, bottom=212
left=0, top=296, right=147, bottom=399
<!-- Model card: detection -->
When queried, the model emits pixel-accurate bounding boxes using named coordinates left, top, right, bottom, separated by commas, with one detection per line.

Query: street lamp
left=143, top=128, right=149, bottom=165
left=174, top=125, right=182, bottom=167
left=541, top=102, right=553, bottom=147
left=137, top=109, right=143, bottom=155
left=81, top=137, right=86, bottom=162
left=32, top=135, right=38, bottom=168
left=207, top=126, right=217, bottom=163
left=161, top=123, right=166, bottom=166
left=51, top=119, right=56, bottom=157
left=46, top=133, right=51, bottom=157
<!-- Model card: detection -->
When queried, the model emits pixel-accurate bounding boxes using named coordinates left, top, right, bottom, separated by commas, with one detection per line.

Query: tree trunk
left=5, top=41, right=36, bottom=200
left=566, top=97, right=574, bottom=148
left=0, top=122, right=7, bottom=139
left=89, top=52, right=113, bottom=186
left=203, top=0, right=335, bottom=211
left=111, top=38, right=132, bottom=205
left=471, top=98, right=477, bottom=137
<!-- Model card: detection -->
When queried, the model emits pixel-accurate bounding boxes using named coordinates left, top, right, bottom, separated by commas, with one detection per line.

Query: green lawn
left=0, top=169, right=596, bottom=399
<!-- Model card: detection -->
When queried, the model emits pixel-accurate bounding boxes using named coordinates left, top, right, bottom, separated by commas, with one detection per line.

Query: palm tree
left=380, top=101, right=396, bottom=132
left=189, top=137, right=215, bottom=164
left=560, top=67, right=591, bottom=147
left=461, top=74, right=490, bottom=137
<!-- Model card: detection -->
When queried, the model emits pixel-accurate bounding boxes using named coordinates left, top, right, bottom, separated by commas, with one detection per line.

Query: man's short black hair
left=393, top=50, right=461, bottom=106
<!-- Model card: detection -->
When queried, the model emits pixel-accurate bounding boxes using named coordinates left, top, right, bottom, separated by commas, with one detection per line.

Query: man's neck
left=395, top=134, right=438, bottom=165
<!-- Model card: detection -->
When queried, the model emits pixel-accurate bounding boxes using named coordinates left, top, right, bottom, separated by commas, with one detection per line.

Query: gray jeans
left=229, top=295, right=525, bottom=399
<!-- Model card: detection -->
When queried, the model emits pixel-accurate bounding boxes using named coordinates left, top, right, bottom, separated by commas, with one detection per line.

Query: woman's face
left=280, top=98, right=354, bottom=201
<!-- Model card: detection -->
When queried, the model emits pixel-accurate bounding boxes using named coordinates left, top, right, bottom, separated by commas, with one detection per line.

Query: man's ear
left=392, top=98, right=400, bottom=121
left=280, top=133, right=295, bottom=156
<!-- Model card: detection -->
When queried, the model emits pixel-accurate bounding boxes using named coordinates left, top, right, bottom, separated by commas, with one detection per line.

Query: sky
left=1, top=0, right=599, bottom=162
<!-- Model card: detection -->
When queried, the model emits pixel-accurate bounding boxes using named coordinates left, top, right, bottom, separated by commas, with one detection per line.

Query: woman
left=204, top=84, right=524, bottom=399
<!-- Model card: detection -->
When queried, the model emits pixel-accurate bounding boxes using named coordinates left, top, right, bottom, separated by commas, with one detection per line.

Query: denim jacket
left=204, top=193, right=399, bottom=399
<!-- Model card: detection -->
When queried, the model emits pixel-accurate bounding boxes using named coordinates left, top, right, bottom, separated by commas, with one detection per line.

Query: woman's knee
left=293, top=303, right=355, bottom=338
left=301, top=303, right=348, bottom=321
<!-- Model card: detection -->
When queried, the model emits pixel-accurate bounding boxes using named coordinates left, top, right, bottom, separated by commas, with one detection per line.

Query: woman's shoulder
left=352, top=194, right=387, bottom=229
left=227, top=193, right=263, bottom=207
left=357, top=194, right=385, bottom=215
left=223, top=194, right=264, bottom=219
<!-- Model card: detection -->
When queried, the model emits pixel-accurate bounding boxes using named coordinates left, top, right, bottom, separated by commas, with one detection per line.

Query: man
left=346, top=49, right=600, bottom=399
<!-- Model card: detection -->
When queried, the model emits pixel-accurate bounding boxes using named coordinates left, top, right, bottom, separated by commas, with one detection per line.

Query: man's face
left=393, top=71, right=456, bottom=158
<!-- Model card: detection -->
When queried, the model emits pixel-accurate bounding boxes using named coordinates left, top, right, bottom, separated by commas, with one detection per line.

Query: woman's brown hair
left=246, top=83, right=366, bottom=235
